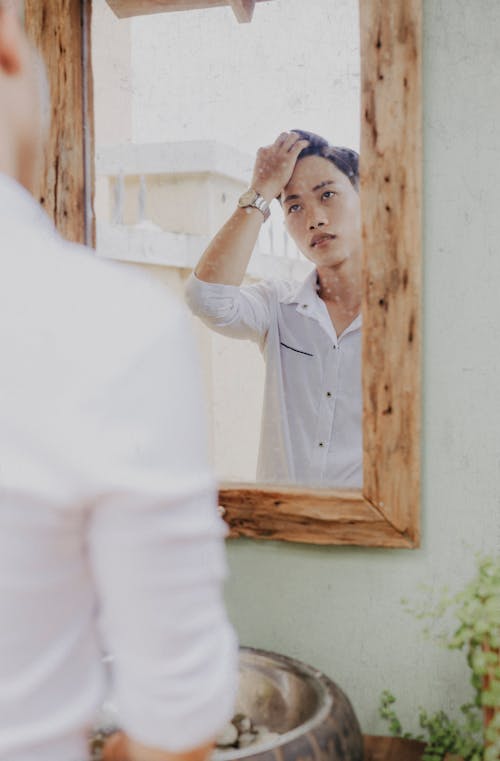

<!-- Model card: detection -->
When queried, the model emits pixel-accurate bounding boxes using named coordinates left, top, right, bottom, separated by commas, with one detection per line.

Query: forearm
left=195, top=206, right=265, bottom=286
left=195, top=132, right=308, bottom=286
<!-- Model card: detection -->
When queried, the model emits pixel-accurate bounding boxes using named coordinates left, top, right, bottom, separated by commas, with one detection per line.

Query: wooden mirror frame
left=222, top=0, right=422, bottom=548
left=25, top=0, right=421, bottom=548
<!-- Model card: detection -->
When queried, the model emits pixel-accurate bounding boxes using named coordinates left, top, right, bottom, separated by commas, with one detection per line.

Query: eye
left=287, top=203, right=302, bottom=214
left=322, top=190, right=336, bottom=200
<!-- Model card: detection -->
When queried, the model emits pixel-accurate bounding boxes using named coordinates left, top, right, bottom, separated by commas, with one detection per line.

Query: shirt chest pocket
left=279, top=341, right=314, bottom=358
left=276, top=307, right=331, bottom=393
left=278, top=340, right=320, bottom=397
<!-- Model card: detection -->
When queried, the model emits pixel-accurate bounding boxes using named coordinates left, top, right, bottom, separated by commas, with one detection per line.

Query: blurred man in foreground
left=0, top=3, right=237, bottom=760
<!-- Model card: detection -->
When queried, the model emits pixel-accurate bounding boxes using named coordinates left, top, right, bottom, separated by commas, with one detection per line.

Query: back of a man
left=0, top=5, right=237, bottom=760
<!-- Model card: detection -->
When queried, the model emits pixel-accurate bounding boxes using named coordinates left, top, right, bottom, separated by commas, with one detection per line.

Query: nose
left=307, top=204, right=328, bottom=230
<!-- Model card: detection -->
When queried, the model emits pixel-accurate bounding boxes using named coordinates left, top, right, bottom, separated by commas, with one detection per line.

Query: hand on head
left=251, top=131, right=309, bottom=203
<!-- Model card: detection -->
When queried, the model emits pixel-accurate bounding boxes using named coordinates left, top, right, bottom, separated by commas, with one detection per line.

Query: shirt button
left=326, top=391, right=332, bottom=398
left=319, top=442, right=324, bottom=448
left=302, top=305, right=308, bottom=309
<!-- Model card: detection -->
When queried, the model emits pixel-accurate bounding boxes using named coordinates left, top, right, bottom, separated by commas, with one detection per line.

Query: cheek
left=338, top=198, right=361, bottom=235
left=289, top=223, right=310, bottom=253
left=284, top=215, right=303, bottom=242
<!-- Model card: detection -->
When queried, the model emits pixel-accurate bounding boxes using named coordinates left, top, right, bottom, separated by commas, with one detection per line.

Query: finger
left=275, top=131, right=291, bottom=147
left=279, top=131, right=301, bottom=151
left=279, top=132, right=308, bottom=154
left=287, top=137, right=309, bottom=154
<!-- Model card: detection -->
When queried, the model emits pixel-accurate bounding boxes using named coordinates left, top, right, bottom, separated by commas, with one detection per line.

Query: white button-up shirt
left=0, top=174, right=237, bottom=761
left=185, top=271, right=362, bottom=488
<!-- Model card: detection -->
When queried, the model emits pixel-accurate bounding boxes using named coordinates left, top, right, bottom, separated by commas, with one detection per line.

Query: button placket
left=311, top=343, right=339, bottom=481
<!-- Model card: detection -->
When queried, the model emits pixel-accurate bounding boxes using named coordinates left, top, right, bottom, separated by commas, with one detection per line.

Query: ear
left=0, top=7, right=23, bottom=76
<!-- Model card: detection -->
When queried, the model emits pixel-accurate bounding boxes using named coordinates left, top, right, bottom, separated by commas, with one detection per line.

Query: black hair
left=291, top=129, right=359, bottom=191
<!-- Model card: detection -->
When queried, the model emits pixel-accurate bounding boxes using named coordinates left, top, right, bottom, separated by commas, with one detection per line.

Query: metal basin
left=93, top=647, right=363, bottom=761
left=213, top=647, right=363, bottom=761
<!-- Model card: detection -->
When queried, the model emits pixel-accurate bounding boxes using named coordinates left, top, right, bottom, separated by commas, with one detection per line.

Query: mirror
left=92, top=0, right=362, bottom=490
left=29, top=0, right=419, bottom=546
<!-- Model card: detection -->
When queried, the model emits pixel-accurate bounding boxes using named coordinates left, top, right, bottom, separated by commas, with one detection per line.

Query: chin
left=305, top=250, right=350, bottom=269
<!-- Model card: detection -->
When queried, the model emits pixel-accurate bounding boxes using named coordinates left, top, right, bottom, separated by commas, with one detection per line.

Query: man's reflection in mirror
left=186, top=131, right=361, bottom=488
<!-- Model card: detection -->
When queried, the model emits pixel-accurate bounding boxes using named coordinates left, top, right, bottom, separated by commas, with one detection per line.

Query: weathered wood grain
left=359, top=0, right=422, bottom=543
left=217, top=0, right=422, bottom=548
left=25, top=0, right=94, bottom=245
left=220, top=486, right=415, bottom=547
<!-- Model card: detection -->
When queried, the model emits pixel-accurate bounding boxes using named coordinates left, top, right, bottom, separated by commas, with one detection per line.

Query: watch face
left=238, top=188, right=258, bottom=207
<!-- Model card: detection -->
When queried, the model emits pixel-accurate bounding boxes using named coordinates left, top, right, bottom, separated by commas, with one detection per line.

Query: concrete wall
left=116, top=173, right=245, bottom=234
left=129, top=0, right=360, bottom=152
left=224, top=0, right=500, bottom=736
left=92, top=0, right=132, bottom=145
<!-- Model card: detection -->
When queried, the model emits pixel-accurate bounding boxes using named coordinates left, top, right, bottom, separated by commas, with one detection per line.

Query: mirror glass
left=92, top=0, right=360, bottom=489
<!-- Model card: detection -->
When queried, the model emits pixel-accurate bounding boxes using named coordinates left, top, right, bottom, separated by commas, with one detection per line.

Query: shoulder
left=10, top=231, right=191, bottom=366
left=79, top=241, right=184, bottom=332
left=260, top=278, right=301, bottom=304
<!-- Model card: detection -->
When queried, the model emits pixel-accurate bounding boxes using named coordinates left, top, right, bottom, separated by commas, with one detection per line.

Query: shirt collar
left=344, top=313, right=362, bottom=333
left=281, top=268, right=318, bottom=306
left=0, top=173, right=55, bottom=236
left=280, top=267, right=363, bottom=331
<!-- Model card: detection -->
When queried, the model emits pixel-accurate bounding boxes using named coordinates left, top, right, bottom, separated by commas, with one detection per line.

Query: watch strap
left=252, top=193, right=271, bottom=221
left=238, top=188, right=271, bottom=221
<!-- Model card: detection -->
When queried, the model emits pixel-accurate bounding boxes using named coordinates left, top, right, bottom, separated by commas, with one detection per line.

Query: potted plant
left=373, top=556, right=500, bottom=761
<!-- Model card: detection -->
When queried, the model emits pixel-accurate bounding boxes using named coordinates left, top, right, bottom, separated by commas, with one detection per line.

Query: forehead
left=283, top=155, right=351, bottom=196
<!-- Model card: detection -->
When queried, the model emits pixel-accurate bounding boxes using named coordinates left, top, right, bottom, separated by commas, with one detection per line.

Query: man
left=186, top=130, right=362, bottom=488
left=0, top=4, right=237, bottom=761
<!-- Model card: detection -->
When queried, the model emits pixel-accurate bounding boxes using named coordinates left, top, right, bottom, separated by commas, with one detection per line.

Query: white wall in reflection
left=129, top=0, right=360, bottom=153
left=92, top=0, right=360, bottom=482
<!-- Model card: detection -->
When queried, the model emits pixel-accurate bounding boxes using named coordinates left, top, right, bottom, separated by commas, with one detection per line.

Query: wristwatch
left=237, top=188, right=271, bottom=222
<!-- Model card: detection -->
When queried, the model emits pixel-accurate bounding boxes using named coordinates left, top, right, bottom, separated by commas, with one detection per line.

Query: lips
left=310, top=233, right=336, bottom=248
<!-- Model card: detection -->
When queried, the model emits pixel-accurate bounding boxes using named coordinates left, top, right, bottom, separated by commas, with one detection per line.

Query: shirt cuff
left=185, top=272, right=242, bottom=313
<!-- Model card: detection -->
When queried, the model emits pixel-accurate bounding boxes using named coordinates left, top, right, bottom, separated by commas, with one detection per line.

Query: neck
left=316, top=255, right=362, bottom=313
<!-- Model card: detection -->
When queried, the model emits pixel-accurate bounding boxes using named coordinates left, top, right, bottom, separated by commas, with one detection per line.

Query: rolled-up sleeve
left=185, top=272, right=275, bottom=343
left=87, top=296, right=238, bottom=752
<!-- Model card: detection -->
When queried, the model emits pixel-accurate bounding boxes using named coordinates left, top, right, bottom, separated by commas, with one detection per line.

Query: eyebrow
left=283, top=180, right=337, bottom=205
